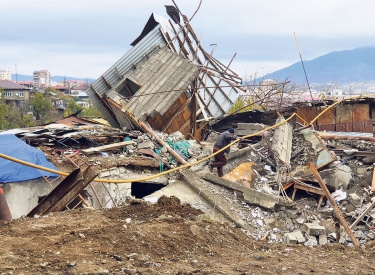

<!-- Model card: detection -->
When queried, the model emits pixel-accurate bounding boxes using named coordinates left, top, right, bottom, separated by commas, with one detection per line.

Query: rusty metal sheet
left=351, top=119, right=372, bottom=133
left=353, top=104, right=370, bottom=122
left=27, top=167, right=98, bottom=217
left=318, top=124, right=335, bottom=131
left=296, top=107, right=316, bottom=125
left=317, top=106, right=336, bottom=125
left=336, top=104, right=353, bottom=123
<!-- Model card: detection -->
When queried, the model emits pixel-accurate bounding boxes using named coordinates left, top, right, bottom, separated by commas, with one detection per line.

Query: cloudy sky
left=1, top=0, right=375, bottom=80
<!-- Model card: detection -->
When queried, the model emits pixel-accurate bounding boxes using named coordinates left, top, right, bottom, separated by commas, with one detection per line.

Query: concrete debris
left=302, top=223, right=327, bottom=236
left=236, top=123, right=268, bottom=136
left=4, top=99, right=375, bottom=248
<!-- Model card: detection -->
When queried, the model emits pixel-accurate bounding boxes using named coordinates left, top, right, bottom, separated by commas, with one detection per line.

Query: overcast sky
left=1, top=0, right=375, bottom=80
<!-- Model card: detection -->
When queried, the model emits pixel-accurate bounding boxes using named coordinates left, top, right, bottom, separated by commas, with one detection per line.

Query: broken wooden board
left=372, top=165, right=375, bottom=192
left=82, top=141, right=136, bottom=155
left=27, top=166, right=98, bottom=217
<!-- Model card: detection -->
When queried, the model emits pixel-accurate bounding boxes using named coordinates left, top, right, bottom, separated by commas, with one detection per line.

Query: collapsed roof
left=86, top=10, right=242, bottom=137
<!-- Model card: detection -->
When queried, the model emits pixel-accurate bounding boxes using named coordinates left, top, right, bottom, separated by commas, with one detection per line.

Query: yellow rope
left=0, top=95, right=364, bottom=183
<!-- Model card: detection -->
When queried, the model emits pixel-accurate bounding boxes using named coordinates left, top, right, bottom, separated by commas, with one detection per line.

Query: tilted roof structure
left=86, top=8, right=243, bottom=135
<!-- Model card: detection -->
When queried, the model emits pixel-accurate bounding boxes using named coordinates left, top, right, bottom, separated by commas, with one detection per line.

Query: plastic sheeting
left=0, top=134, right=58, bottom=183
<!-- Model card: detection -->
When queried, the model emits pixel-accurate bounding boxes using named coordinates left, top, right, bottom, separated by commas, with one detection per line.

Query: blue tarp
left=0, top=134, right=58, bottom=183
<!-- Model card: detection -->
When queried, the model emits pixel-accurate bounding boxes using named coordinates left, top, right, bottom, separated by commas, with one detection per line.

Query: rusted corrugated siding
left=297, top=103, right=372, bottom=133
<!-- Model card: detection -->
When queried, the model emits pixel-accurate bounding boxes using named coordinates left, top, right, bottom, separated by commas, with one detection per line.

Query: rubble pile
left=198, top=120, right=375, bottom=247
left=3, top=108, right=375, bottom=250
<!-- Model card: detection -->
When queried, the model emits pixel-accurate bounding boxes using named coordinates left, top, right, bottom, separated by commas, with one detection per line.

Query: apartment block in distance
left=33, top=69, right=51, bottom=90
left=0, top=68, right=11, bottom=80
left=0, top=80, right=33, bottom=107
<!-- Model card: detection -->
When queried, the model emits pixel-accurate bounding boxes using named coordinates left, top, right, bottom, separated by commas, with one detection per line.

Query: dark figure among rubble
left=210, top=128, right=237, bottom=177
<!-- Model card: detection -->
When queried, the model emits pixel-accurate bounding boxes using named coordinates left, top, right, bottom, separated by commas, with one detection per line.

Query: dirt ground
left=1, top=196, right=375, bottom=275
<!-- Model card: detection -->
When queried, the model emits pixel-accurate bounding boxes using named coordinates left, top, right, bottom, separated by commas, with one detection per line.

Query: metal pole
left=294, top=33, right=319, bottom=119
left=309, top=162, right=359, bottom=247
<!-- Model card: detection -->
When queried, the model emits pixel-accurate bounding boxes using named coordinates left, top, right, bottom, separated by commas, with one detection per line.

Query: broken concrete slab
left=299, top=128, right=336, bottom=168
left=321, top=161, right=352, bottom=190
left=348, top=193, right=363, bottom=205
left=284, top=231, right=305, bottom=244
left=284, top=232, right=298, bottom=244
left=201, top=174, right=278, bottom=210
left=181, top=169, right=254, bottom=231
left=319, top=234, right=328, bottom=245
left=222, top=162, right=256, bottom=188
left=236, top=123, right=268, bottom=136
left=271, top=115, right=293, bottom=167
left=144, top=180, right=229, bottom=224
left=302, top=223, right=327, bottom=236
left=304, top=236, right=318, bottom=246
left=294, top=230, right=306, bottom=243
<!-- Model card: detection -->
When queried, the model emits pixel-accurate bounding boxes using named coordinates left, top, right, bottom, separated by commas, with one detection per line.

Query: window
left=116, top=78, right=141, bottom=98
left=5, top=92, right=12, bottom=97
left=19, top=92, right=24, bottom=97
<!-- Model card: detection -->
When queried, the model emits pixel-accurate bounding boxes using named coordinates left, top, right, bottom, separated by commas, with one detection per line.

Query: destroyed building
left=3, top=5, right=375, bottom=252
left=85, top=10, right=242, bottom=139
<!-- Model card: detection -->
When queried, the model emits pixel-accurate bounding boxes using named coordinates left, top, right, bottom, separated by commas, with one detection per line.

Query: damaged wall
left=1, top=178, right=62, bottom=219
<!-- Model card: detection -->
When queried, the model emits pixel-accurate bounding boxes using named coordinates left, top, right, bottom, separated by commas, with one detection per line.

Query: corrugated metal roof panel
left=88, top=12, right=241, bottom=129
left=112, top=46, right=199, bottom=126
left=86, top=26, right=168, bottom=127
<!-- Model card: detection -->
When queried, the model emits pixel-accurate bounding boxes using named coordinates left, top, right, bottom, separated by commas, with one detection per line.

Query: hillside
left=266, top=46, right=375, bottom=84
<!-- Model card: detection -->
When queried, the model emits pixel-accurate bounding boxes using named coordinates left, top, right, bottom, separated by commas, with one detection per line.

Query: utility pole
left=15, top=64, right=18, bottom=83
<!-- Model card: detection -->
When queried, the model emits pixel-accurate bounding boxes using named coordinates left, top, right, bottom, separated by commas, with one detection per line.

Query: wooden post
left=191, top=89, right=197, bottom=136
left=317, top=132, right=375, bottom=142
left=371, top=164, right=375, bottom=192
left=309, top=162, right=359, bottom=247
left=138, top=121, right=188, bottom=165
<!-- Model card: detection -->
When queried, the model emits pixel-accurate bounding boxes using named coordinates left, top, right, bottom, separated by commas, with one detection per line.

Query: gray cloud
left=1, top=0, right=375, bottom=79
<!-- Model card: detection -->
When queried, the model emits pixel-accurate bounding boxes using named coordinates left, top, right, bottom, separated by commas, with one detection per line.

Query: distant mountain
left=50, top=76, right=96, bottom=82
left=11, top=74, right=95, bottom=83
left=266, top=46, right=375, bottom=84
left=10, top=74, right=33, bottom=82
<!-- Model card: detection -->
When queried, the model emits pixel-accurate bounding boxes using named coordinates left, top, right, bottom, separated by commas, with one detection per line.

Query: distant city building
left=0, top=80, right=33, bottom=107
left=0, top=68, right=11, bottom=80
left=64, top=79, right=85, bottom=89
left=33, top=69, right=51, bottom=90
left=17, top=81, right=34, bottom=88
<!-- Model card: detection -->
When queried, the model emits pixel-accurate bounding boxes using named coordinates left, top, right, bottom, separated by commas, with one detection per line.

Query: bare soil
left=1, top=196, right=375, bottom=275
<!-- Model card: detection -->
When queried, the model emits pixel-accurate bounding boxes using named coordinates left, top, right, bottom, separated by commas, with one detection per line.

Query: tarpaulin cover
left=0, top=134, right=58, bottom=183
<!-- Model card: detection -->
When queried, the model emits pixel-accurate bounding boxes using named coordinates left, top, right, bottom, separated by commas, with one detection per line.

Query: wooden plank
left=27, top=167, right=98, bottom=217
left=372, top=164, right=375, bottom=192
left=309, top=162, right=359, bottom=247
left=82, top=141, right=136, bottom=155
